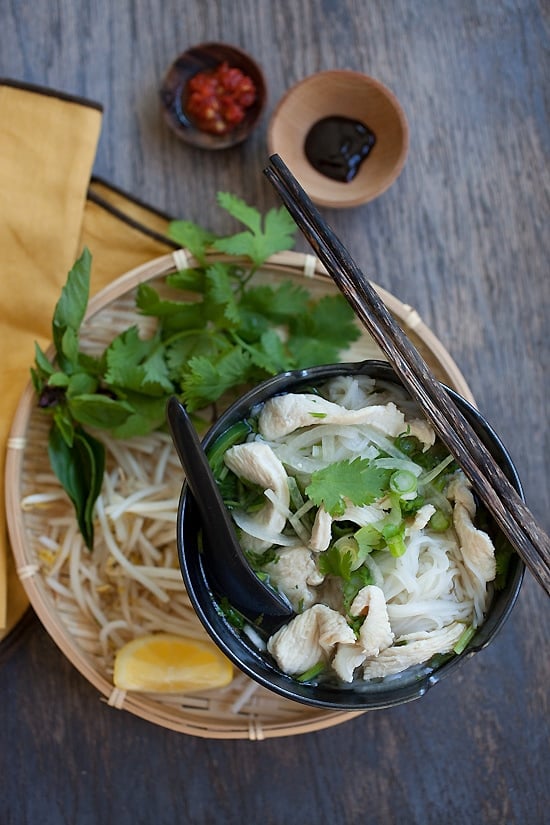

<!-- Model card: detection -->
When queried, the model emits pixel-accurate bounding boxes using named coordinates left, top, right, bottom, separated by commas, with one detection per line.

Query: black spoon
left=166, top=397, right=295, bottom=634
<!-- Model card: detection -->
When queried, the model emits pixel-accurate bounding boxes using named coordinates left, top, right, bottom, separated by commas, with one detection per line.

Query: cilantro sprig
left=305, top=458, right=391, bottom=517
left=32, top=192, right=360, bottom=549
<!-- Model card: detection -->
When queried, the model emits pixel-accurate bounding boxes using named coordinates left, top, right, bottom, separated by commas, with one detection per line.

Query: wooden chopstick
left=264, top=153, right=550, bottom=597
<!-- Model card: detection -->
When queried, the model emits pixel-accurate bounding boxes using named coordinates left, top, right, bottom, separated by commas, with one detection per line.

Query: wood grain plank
left=0, top=1, right=548, bottom=823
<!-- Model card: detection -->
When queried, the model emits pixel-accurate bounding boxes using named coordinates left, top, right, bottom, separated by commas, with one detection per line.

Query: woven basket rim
left=5, top=249, right=475, bottom=740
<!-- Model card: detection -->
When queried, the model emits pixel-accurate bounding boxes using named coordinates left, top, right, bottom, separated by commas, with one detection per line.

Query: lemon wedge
left=113, top=633, right=234, bottom=693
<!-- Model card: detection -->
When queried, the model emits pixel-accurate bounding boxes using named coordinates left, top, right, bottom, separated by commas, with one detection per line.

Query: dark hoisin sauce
left=304, top=116, right=376, bottom=182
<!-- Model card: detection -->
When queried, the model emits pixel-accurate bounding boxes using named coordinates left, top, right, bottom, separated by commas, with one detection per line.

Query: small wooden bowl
left=268, top=70, right=409, bottom=208
left=160, top=42, right=267, bottom=150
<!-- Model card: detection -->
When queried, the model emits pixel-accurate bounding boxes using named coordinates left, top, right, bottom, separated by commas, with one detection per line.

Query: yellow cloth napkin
left=0, top=81, right=175, bottom=638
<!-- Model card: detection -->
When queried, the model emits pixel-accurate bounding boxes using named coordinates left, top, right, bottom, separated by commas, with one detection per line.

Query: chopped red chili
left=185, top=61, right=257, bottom=135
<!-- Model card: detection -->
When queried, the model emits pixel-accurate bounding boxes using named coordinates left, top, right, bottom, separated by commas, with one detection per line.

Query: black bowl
left=176, top=361, right=524, bottom=710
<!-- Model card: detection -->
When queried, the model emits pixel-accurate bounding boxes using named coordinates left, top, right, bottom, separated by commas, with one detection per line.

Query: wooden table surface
left=1, top=2, right=548, bottom=823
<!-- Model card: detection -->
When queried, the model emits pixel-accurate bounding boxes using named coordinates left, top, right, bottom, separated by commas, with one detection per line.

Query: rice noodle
left=222, top=376, right=498, bottom=682
left=25, top=429, right=234, bottom=696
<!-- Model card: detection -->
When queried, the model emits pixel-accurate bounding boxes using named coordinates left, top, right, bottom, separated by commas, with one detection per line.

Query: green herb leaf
left=240, top=281, right=310, bottom=325
left=109, top=393, right=168, bottom=438
left=306, top=458, right=391, bottom=517
left=136, top=283, right=203, bottom=324
left=246, top=329, right=294, bottom=374
left=181, top=347, right=252, bottom=411
left=288, top=295, right=360, bottom=365
left=66, top=372, right=98, bottom=397
left=205, top=262, right=241, bottom=325
left=48, top=372, right=70, bottom=388
left=68, top=394, right=134, bottom=430
left=52, top=248, right=91, bottom=371
left=167, top=221, right=216, bottom=265
left=104, top=326, right=174, bottom=396
left=214, top=193, right=297, bottom=266
left=318, top=544, right=354, bottom=579
left=48, top=423, right=105, bottom=550
left=166, top=268, right=207, bottom=294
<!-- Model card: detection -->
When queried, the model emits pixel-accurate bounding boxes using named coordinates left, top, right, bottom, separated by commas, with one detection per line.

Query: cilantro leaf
left=165, top=332, right=227, bottom=378
left=318, top=542, right=374, bottom=616
left=167, top=220, right=216, bottom=265
left=136, top=283, right=202, bottom=322
left=247, top=329, right=294, bottom=374
left=306, top=458, right=390, bottom=517
left=109, top=394, right=168, bottom=438
left=287, top=294, right=360, bottom=366
left=217, top=192, right=262, bottom=233
left=214, top=193, right=297, bottom=266
left=104, top=327, right=174, bottom=396
left=181, top=347, right=252, bottom=410
left=205, top=262, right=241, bottom=325
left=241, top=281, right=311, bottom=322
left=318, top=544, right=354, bottom=579
left=166, top=268, right=207, bottom=294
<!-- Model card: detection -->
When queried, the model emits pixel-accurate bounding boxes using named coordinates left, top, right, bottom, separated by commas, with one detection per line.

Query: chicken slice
left=309, top=501, right=387, bottom=552
left=309, top=506, right=333, bottom=552
left=223, top=442, right=289, bottom=551
left=332, top=585, right=393, bottom=682
left=263, top=547, right=324, bottom=611
left=405, top=503, right=436, bottom=536
left=407, top=418, right=436, bottom=450
left=361, top=621, right=464, bottom=679
left=351, top=585, right=394, bottom=657
left=332, top=644, right=368, bottom=683
left=267, top=604, right=355, bottom=675
left=447, top=473, right=496, bottom=584
left=258, top=394, right=408, bottom=440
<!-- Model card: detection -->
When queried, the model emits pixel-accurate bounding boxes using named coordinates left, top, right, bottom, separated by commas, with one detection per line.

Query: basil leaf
left=52, top=248, right=91, bottom=369
left=48, top=423, right=105, bottom=550
left=67, top=373, right=98, bottom=397
left=68, top=394, right=134, bottom=429
left=53, top=406, right=75, bottom=447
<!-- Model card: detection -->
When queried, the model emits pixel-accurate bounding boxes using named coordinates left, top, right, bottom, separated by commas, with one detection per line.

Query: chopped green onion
left=287, top=475, right=305, bottom=511
left=429, top=510, right=451, bottom=532
left=355, top=524, right=383, bottom=551
left=389, top=469, right=418, bottom=496
left=418, top=454, right=455, bottom=486
left=453, top=625, right=476, bottom=654
left=332, top=535, right=368, bottom=571
left=386, top=532, right=406, bottom=557
left=374, top=457, right=422, bottom=476
left=296, top=661, right=325, bottom=682
left=382, top=522, right=402, bottom=540
left=394, top=434, right=422, bottom=456
left=207, top=420, right=252, bottom=476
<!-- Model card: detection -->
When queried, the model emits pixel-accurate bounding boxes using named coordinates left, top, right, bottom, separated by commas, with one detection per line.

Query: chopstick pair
left=264, top=153, right=550, bottom=597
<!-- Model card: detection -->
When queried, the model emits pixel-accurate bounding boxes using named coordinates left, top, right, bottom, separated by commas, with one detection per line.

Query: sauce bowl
left=268, top=71, right=409, bottom=208
left=160, top=42, right=267, bottom=149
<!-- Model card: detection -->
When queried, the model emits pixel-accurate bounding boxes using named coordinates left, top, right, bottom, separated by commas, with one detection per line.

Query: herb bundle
left=31, top=193, right=360, bottom=548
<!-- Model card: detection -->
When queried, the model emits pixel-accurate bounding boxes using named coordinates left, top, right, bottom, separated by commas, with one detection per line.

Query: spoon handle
left=166, top=397, right=295, bottom=631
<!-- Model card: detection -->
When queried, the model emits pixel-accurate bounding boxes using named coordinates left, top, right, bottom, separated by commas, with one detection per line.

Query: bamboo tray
left=5, top=250, right=474, bottom=740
